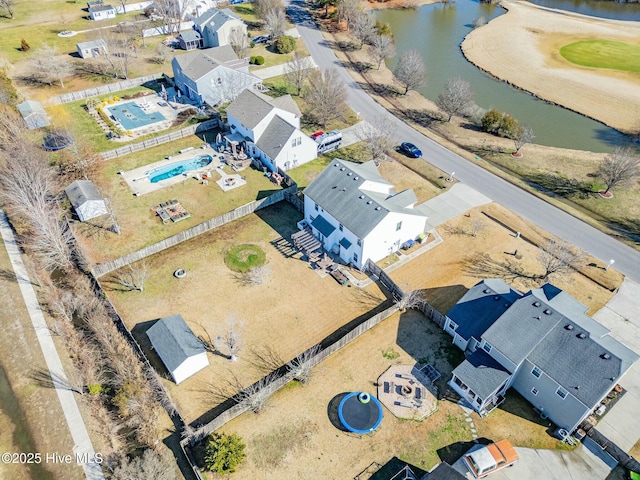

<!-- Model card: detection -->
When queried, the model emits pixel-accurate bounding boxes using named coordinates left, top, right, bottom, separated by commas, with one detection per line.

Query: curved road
left=286, top=0, right=640, bottom=282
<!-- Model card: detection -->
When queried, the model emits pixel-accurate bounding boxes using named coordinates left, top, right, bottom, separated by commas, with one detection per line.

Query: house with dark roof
left=367, top=457, right=465, bottom=480
left=189, top=8, right=246, bottom=49
left=225, top=89, right=318, bottom=171
left=445, top=280, right=638, bottom=433
left=146, top=315, right=209, bottom=384
left=171, top=45, right=261, bottom=106
left=89, top=4, right=116, bottom=20
left=64, top=180, right=108, bottom=222
left=302, top=159, right=429, bottom=269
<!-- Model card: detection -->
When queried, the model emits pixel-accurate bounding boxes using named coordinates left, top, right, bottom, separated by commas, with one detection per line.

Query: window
left=217, top=77, right=222, bottom=85
left=475, top=396, right=482, bottom=405
left=447, top=319, right=458, bottom=331
left=353, top=252, right=358, bottom=263
left=556, top=387, right=568, bottom=399
left=396, top=221, right=402, bottom=231
left=291, top=136, right=301, bottom=147
left=531, top=387, right=538, bottom=396
left=339, top=224, right=343, bottom=232
left=482, top=342, right=492, bottom=353
left=314, top=203, right=319, bottom=211
left=531, top=366, right=542, bottom=378
left=357, top=239, right=362, bottom=247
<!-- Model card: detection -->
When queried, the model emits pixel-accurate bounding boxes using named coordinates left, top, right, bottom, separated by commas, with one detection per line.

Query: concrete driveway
left=452, top=446, right=612, bottom=480
left=593, top=278, right=640, bottom=451
left=416, top=183, right=492, bottom=226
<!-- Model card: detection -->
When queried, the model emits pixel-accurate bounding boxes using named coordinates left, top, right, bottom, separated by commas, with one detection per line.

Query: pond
left=375, top=0, right=637, bottom=152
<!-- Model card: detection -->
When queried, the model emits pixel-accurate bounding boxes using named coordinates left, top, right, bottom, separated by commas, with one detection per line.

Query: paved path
left=0, top=210, right=105, bottom=480
left=253, top=55, right=318, bottom=80
left=285, top=0, right=640, bottom=283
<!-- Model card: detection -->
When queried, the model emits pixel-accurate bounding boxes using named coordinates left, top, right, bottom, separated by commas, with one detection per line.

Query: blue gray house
left=146, top=314, right=209, bottom=384
left=191, top=8, right=246, bottom=49
left=444, top=279, right=638, bottom=433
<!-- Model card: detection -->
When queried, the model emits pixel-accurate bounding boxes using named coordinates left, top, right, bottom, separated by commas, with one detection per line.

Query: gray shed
left=65, top=180, right=108, bottom=222
left=17, top=101, right=50, bottom=130
left=146, top=315, right=209, bottom=384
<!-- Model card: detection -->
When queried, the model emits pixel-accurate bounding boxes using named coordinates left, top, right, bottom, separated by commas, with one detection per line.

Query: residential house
left=225, top=89, right=318, bottom=171
left=171, top=45, right=260, bottom=106
left=367, top=457, right=465, bottom=480
left=65, top=180, right=108, bottom=222
left=146, top=314, right=210, bottom=384
left=445, top=279, right=638, bottom=433
left=89, top=4, right=117, bottom=20
left=191, top=8, right=246, bottom=49
left=302, top=159, right=429, bottom=270
left=16, top=100, right=50, bottom=130
left=76, top=39, right=108, bottom=58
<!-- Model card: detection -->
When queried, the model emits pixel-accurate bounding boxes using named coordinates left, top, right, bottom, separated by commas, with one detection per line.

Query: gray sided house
left=171, top=45, right=260, bottom=106
left=302, top=159, right=429, bottom=270
left=89, top=4, right=117, bottom=20
left=192, top=8, right=246, bottom=49
left=65, top=180, right=108, bottom=222
left=17, top=101, right=50, bottom=130
left=76, top=39, right=108, bottom=58
left=445, top=279, right=638, bottom=433
left=146, top=315, right=209, bottom=385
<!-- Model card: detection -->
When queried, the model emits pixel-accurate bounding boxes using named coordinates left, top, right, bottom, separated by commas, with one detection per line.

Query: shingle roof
left=173, top=45, right=242, bottom=81
left=426, top=462, right=467, bottom=480
left=271, top=95, right=301, bottom=117
left=195, top=7, right=240, bottom=31
left=146, top=315, right=206, bottom=373
left=303, top=159, right=427, bottom=239
left=179, top=30, right=202, bottom=42
left=77, top=39, right=107, bottom=50
left=64, top=180, right=104, bottom=208
left=452, top=349, right=511, bottom=401
left=89, top=4, right=115, bottom=12
left=446, top=279, right=522, bottom=342
left=255, top=115, right=295, bottom=161
left=226, top=89, right=278, bottom=130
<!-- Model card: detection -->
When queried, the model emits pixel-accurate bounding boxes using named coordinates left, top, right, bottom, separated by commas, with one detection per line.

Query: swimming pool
left=147, top=154, right=213, bottom=183
left=105, top=101, right=166, bottom=131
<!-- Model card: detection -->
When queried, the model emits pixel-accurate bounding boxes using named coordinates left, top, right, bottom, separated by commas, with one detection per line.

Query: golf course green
left=560, top=40, right=640, bottom=72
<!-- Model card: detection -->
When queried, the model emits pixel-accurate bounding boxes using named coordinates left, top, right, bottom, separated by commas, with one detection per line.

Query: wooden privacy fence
left=46, top=74, right=163, bottom=105
left=99, top=119, right=219, bottom=160
left=91, top=186, right=294, bottom=277
left=365, top=259, right=405, bottom=301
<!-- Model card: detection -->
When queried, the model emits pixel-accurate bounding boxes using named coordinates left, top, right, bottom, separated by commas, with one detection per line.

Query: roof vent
left=544, top=309, right=552, bottom=315
left=601, top=353, right=611, bottom=360
left=577, top=332, right=586, bottom=339
left=347, top=172, right=352, bottom=176
left=359, top=195, right=365, bottom=199
left=354, top=176, right=359, bottom=180
left=334, top=163, right=339, bottom=167
left=483, top=289, right=491, bottom=294
left=535, top=316, right=541, bottom=320
left=533, top=301, right=541, bottom=307
left=504, top=303, right=510, bottom=308
left=494, top=295, right=500, bottom=301
left=332, top=185, right=337, bottom=189
left=565, top=324, right=574, bottom=331
left=375, top=206, right=381, bottom=210
left=366, top=200, right=372, bottom=205
left=340, top=188, right=346, bottom=192
left=340, top=167, right=345, bottom=171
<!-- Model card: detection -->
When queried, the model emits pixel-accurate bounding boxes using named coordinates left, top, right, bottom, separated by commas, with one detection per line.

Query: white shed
left=77, top=39, right=108, bottom=59
left=146, top=315, right=210, bottom=384
left=65, top=180, right=108, bottom=222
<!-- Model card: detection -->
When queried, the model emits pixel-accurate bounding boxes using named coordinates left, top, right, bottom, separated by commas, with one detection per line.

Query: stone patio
left=377, top=364, right=438, bottom=421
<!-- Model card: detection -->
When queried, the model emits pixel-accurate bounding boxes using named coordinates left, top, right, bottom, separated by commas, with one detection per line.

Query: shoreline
left=460, top=0, right=640, bottom=134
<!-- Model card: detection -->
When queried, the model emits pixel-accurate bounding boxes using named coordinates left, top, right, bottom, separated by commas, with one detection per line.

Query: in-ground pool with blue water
left=106, top=102, right=166, bottom=131
left=148, top=154, right=213, bottom=183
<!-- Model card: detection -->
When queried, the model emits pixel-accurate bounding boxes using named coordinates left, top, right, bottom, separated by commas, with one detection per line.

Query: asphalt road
left=286, top=0, right=640, bottom=282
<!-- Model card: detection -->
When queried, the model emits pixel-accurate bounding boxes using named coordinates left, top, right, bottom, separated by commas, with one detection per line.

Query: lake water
left=529, top=0, right=640, bottom=21
left=376, top=0, right=637, bottom=152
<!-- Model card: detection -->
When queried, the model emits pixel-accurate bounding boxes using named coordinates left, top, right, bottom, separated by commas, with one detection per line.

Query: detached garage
left=65, top=180, right=108, bottom=222
left=146, top=315, right=209, bottom=385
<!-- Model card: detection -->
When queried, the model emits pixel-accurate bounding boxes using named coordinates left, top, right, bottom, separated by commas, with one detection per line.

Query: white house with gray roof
left=302, top=159, right=429, bottom=269
left=445, top=280, right=638, bottom=433
left=146, top=314, right=209, bottom=384
left=65, top=180, right=108, bottom=222
left=225, top=89, right=318, bottom=171
left=171, top=45, right=260, bottom=106
left=191, top=8, right=246, bottom=49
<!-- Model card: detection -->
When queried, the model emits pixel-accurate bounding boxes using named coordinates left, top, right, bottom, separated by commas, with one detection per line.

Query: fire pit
left=402, top=385, right=414, bottom=396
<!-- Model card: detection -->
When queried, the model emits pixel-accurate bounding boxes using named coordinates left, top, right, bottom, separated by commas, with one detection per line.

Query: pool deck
left=103, top=95, right=186, bottom=139
left=121, top=145, right=247, bottom=195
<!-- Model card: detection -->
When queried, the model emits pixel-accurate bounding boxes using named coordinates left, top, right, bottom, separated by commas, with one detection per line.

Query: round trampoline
left=338, top=391, right=383, bottom=434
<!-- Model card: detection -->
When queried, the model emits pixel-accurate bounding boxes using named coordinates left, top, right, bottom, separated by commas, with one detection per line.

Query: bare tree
left=537, top=239, right=585, bottom=281
left=286, top=344, right=321, bottom=383
left=149, top=0, right=189, bottom=37
left=110, top=262, right=148, bottom=292
left=395, top=289, right=423, bottom=311
left=596, top=146, right=640, bottom=195
left=233, top=371, right=278, bottom=413
left=253, top=0, right=283, bottom=21
left=153, top=43, right=170, bottom=65
left=513, top=125, right=535, bottom=156
left=305, top=67, right=348, bottom=127
left=29, top=208, right=76, bottom=272
left=470, top=218, right=486, bottom=237
left=112, top=449, right=177, bottom=480
left=369, top=34, right=396, bottom=70
left=351, top=11, right=375, bottom=49
left=0, top=0, right=14, bottom=18
left=221, top=317, right=244, bottom=362
left=264, top=8, right=286, bottom=40
left=337, top=0, right=361, bottom=31
left=436, top=76, right=475, bottom=122
left=393, top=49, right=426, bottom=95
left=245, top=265, right=272, bottom=285
left=229, top=26, right=250, bottom=59
left=356, top=117, right=396, bottom=163
left=99, top=30, right=134, bottom=79
left=117, top=0, right=130, bottom=14
left=31, top=45, right=74, bottom=88
left=284, top=53, right=314, bottom=96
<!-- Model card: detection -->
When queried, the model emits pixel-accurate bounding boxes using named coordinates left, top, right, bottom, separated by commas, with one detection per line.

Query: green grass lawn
left=248, top=39, right=310, bottom=71
left=560, top=40, right=640, bottom=72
